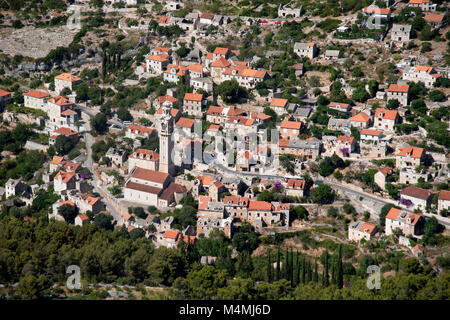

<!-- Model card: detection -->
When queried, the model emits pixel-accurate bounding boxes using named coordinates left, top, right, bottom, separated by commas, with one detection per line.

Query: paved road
left=215, top=161, right=450, bottom=229
left=81, top=109, right=123, bottom=226
left=325, top=179, right=450, bottom=229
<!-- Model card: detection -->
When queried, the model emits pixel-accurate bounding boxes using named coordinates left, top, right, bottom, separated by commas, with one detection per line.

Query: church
left=122, top=106, right=186, bottom=207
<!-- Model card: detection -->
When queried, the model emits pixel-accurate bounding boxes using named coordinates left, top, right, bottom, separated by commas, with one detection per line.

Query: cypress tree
left=302, top=258, right=306, bottom=284
left=293, top=251, right=299, bottom=285
left=284, top=248, right=288, bottom=280
left=331, top=261, right=335, bottom=285
left=314, top=259, right=318, bottom=283
left=267, top=252, right=273, bottom=283
left=324, top=251, right=329, bottom=287
left=276, top=248, right=281, bottom=281
left=289, top=248, right=294, bottom=286
left=307, top=260, right=312, bottom=283
left=102, top=53, right=107, bottom=78
left=337, top=245, right=344, bottom=289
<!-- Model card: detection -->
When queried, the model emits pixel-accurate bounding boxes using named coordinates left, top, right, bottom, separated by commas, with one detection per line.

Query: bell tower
left=159, top=104, right=175, bottom=175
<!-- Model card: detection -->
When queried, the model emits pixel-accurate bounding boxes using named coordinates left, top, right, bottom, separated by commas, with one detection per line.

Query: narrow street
left=81, top=110, right=124, bottom=226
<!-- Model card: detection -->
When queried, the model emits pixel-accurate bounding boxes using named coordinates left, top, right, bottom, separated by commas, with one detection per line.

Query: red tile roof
left=350, top=112, right=370, bottom=122
left=146, top=54, right=169, bottom=62
left=361, top=129, right=381, bottom=136
left=286, top=179, right=306, bottom=190
left=0, top=89, right=11, bottom=97
left=206, top=105, right=224, bottom=115
left=131, top=167, right=169, bottom=184
left=164, top=229, right=180, bottom=240
left=24, top=90, right=51, bottom=99
left=375, top=108, right=398, bottom=121
left=184, top=92, right=203, bottom=101
left=156, top=94, right=178, bottom=104
left=210, top=57, right=231, bottom=68
left=176, top=117, right=195, bottom=128
left=400, top=186, right=432, bottom=200
left=337, top=135, right=355, bottom=144
left=379, top=166, right=392, bottom=177
left=49, top=96, right=73, bottom=106
left=127, top=125, right=157, bottom=136
left=198, top=195, right=212, bottom=210
left=397, top=146, right=424, bottom=159
left=424, top=13, right=445, bottom=23
left=130, top=148, right=159, bottom=161
left=55, top=73, right=81, bottom=82
left=360, top=222, right=376, bottom=234
left=248, top=200, right=273, bottom=211
left=270, top=98, right=288, bottom=108
left=388, top=84, right=409, bottom=93
left=363, top=7, right=391, bottom=15
left=213, top=47, right=229, bottom=55
left=54, top=127, right=78, bottom=136
left=124, top=181, right=162, bottom=194
left=55, top=170, right=75, bottom=184
left=386, top=207, right=402, bottom=221
left=158, top=16, right=170, bottom=24
left=438, top=190, right=450, bottom=201
left=223, top=195, right=249, bottom=206
left=280, top=120, right=302, bottom=130
left=200, top=12, right=214, bottom=19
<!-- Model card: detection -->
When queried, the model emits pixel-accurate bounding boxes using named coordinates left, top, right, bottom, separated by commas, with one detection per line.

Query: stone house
left=402, top=65, right=442, bottom=88
left=400, top=186, right=432, bottom=210
left=294, top=42, right=318, bottom=59
left=391, top=24, right=412, bottom=42
left=24, top=90, right=51, bottom=110
left=53, top=170, right=76, bottom=194
left=285, top=179, right=306, bottom=198
left=0, top=89, right=12, bottom=108
left=396, top=146, right=425, bottom=169
left=349, top=112, right=371, bottom=129
left=348, top=221, right=377, bottom=242
left=336, top=135, right=356, bottom=156
left=374, top=108, right=399, bottom=132
left=374, top=166, right=392, bottom=190
left=385, top=207, right=425, bottom=236
left=438, top=190, right=450, bottom=214
left=145, top=54, right=170, bottom=74
left=183, top=92, right=205, bottom=118
left=270, top=98, right=289, bottom=115
left=128, top=148, right=159, bottom=172
left=278, top=3, right=303, bottom=18
left=279, top=120, right=302, bottom=140
left=105, top=148, right=127, bottom=167
left=54, top=73, right=82, bottom=95
left=387, top=84, right=409, bottom=106
left=408, top=0, right=437, bottom=11
left=360, top=129, right=383, bottom=143
left=399, top=167, right=429, bottom=185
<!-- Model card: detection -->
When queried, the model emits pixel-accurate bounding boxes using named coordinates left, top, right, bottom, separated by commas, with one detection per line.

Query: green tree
left=54, top=135, right=75, bottom=156
left=310, top=184, right=335, bottom=204
left=94, top=213, right=114, bottom=231
left=215, top=80, right=247, bottom=103
left=91, top=112, right=108, bottom=134
left=58, top=204, right=78, bottom=224
left=17, top=275, right=51, bottom=299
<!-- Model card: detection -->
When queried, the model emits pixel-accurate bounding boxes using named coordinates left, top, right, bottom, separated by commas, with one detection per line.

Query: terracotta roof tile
left=24, top=90, right=51, bottom=99
left=184, top=92, right=203, bottom=101
left=131, top=167, right=169, bottom=184
left=388, top=84, right=409, bottom=93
